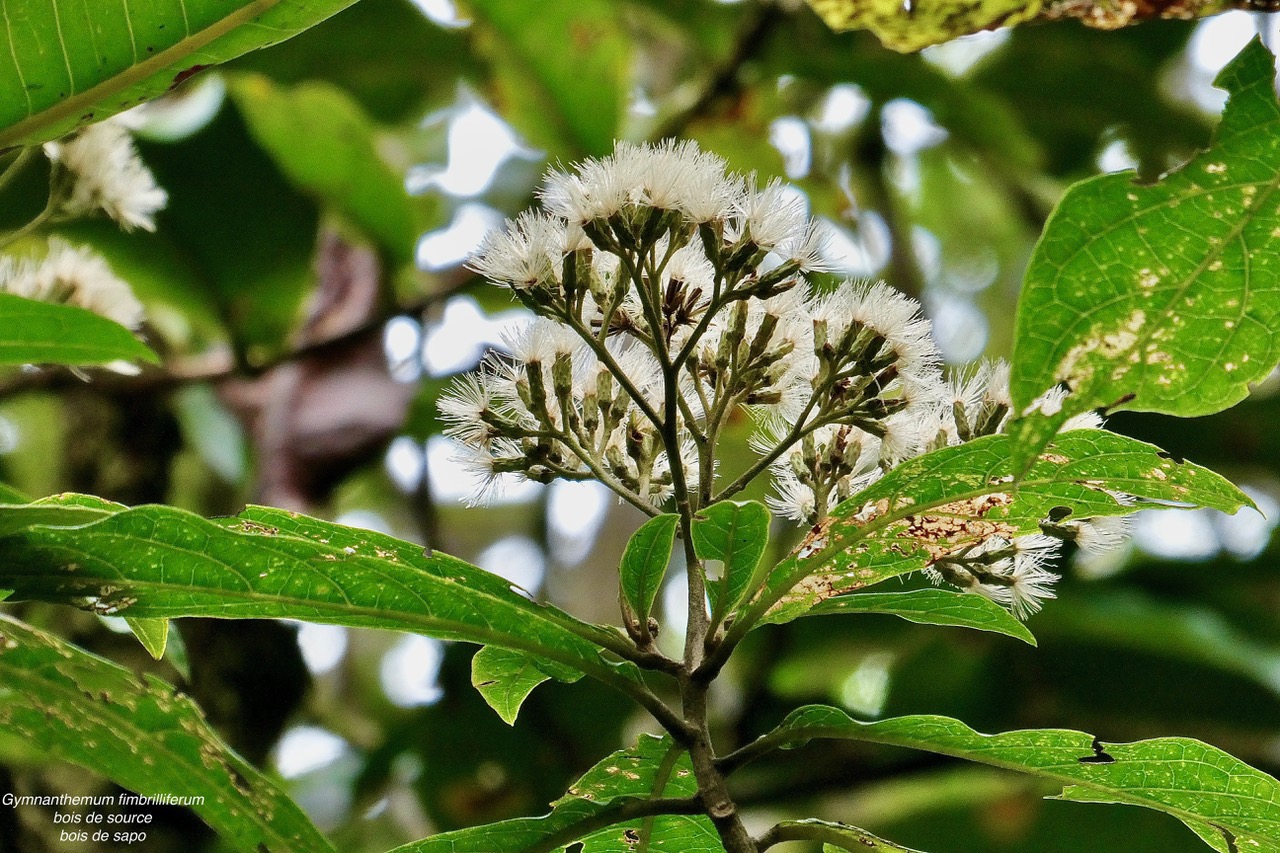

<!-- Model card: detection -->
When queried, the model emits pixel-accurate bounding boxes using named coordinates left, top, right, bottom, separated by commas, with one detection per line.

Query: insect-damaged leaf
left=0, top=615, right=334, bottom=852
left=739, top=705, right=1280, bottom=852
left=0, top=501, right=643, bottom=690
left=735, top=430, right=1247, bottom=629
left=1008, top=39, right=1280, bottom=470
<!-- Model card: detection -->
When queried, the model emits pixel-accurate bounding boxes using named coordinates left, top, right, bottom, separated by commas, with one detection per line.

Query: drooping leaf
left=0, top=501, right=644, bottom=691
left=468, top=0, right=629, bottom=156
left=227, top=73, right=422, bottom=263
left=0, top=293, right=158, bottom=367
left=619, top=513, right=680, bottom=632
left=734, top=430, right=1248, bottom=630
left=0, top=0, right=360, bottom=148
left=390, top=733, right=714, bottom=853
left=0, top=614, right=334, bottom=852
left=767, top=818, right=924, bottom=851
left=471, top=646, right=581, bottom=726
left=692, top=500, right=770, bottom=619
left=735, top=705, right=1280, bottom=852
left=1009, top=39, right=1280, bottom=469
left=808, top=589, right=1036, bottom=646
left=124, top=616, right=169, bottom=660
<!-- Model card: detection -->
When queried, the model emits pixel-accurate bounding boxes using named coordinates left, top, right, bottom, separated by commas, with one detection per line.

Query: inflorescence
left=442, top=140, right=1126, bottom=618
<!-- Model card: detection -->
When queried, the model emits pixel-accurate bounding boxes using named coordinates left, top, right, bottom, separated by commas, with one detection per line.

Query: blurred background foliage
left=1, top=2, right=1279, bottom=851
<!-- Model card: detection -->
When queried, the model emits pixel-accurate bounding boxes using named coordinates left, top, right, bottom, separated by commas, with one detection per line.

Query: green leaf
left=124, top=616, right=169, bottom=660
left=692, top=500, right=770, bottom=619
left=805, top=0, right=1041, bottom=53
left=227, top=73, right=421, bottom=263
left=0, top=614, right=333, bottom=852
left=1009, top=39, right=1280, bottom=468
left=0, top=492, right=120, bottom=536
left=738, top=430, right=1248, bottom=629
left=0, top=0, right=360, bottom=148
left=740, top=705, right=1280, bottom=852
left=0, top=501, right=644, bottom=691
left=0, top=483, right=28, bottom=503
left=468, top=0, right=629, bottom=156
left=390, top=733, right=714, bottom=852
left=471, top=646, right=581, bottom=726
left=0, top=293, right=158, bottom=366
left=769, top=818, right=924, bottom=851
left=808, top=589, right=1037, bottom=646
left=619, top=513, right=680, bottom=633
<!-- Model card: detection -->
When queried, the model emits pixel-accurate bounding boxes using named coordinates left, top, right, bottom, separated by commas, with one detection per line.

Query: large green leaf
left=733, top=430, right=1248, bottom=630
left=468, top=0, right=629, bottom=157
left=1009, top=39, right=1280, bottom=467
left=808, top=589, right=1036, bottom=646
left=733, top=705, right=1280, bottom=853
left=692, top=500, right=770, bottom=621
left=227, top=72, right=421, bottom=264
left=0, top=614, right=333, bottom=852
left=0, top=501, right=644, bottom=690
left=619, top=513, right=679, bottom=635
left=0, top=0, right=360, bottom=148
left=0, top=293, right=158, bottom=366
left=391, top=733, right=715, bottom=853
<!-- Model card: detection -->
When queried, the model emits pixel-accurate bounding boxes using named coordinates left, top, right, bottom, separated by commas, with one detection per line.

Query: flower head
left=44, top=120, right=167, bottom=232
left=1, top=238, right=144, bottom=330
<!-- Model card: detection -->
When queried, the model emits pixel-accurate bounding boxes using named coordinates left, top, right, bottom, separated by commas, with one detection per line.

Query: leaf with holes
left=731, top=430, right=1247, bottom=631
left=0, top=0, right=360, bottom=148
left=735, top=705, right=1280, bottom=853
left=0, top=293, right=157, bottom=367
left=0, top=501, right=646, bottom=693
left=0, top=614, right=333, bottom=852
left=692, top=500, right=770, bottom=621
left=808, top=589, right=1036, bottom=646
left=470, top=646, right=581, bottom=726
left=1009, top=39, right=1280, bottom=469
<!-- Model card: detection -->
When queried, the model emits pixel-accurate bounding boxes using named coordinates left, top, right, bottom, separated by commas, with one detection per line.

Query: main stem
left=635, top=240, right=755, bottom=853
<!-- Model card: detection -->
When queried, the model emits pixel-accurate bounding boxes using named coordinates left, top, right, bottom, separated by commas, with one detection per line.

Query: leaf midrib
left=0, top=0, right=281, bottom=149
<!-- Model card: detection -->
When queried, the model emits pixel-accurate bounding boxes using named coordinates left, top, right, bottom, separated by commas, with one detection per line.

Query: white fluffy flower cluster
left=440, top=318, right=694, bottom=506
left=0, top=238, right=144, bottom=330
left=442, top=139, right=1124, bottom=618
left=44, top=119, right=168, bottom=232
left=925, top=533, right=1062, bottom=619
